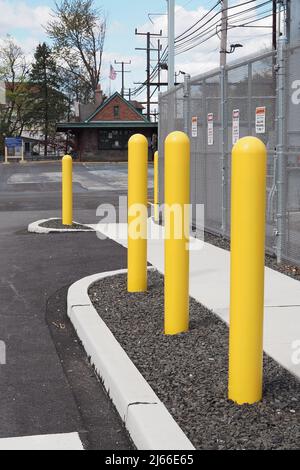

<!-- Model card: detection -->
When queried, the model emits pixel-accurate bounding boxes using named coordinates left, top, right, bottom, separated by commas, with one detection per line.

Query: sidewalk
left=94, top=219, right=300, bottom=380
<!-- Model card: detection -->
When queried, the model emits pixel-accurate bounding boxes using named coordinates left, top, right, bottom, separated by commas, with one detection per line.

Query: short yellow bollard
left=229, top=136, right=267, bottom=405
left=62, top=155, right=73, bottom=226
left=127, top=134, right=148, bottom=292
left=164, top=131, right=190, bottom=335
left=154, top=151, right=159, bottom=222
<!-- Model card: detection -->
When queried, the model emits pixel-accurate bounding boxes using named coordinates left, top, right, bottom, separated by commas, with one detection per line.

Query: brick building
left=56, top=91, right=158, bottom=162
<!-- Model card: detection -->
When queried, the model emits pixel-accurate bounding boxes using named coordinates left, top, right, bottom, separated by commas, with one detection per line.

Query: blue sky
left=3, top=1, right=203, bottom=58
left=0, top=1, right=272, bottom=102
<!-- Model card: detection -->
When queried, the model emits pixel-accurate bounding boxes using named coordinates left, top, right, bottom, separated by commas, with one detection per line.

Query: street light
left=227, top=44, right=244, bottom=54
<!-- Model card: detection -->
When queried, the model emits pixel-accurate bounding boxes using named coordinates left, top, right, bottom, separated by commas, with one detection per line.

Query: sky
left=0, top=0, right=273, bottom=105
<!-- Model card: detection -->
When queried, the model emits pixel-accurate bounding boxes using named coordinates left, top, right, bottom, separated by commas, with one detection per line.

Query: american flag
left=109, top=65, right=117, bottom=81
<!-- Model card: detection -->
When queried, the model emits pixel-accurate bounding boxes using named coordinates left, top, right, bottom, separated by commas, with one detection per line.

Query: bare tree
left=46, top=0, right=106, bottom=101
left=0, top=36, right=32, bottom=152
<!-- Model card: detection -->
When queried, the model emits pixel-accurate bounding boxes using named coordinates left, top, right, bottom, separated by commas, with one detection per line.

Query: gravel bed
left=40, top=218, right=93, bottom=231
left=89, top=270, right=300, bottom=450
left=204, top=231, right=300, bottom=282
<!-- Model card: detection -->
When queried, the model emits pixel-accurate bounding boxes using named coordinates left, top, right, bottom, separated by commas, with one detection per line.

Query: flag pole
left=109, top=65, right=112, bottom=96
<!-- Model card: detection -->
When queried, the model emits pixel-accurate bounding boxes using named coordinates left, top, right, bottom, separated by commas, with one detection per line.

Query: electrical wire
left=175, top=12, right=273, bottom=56
left=132, top=0, right=273, bottom=97
left=175, top=0, right=272, bottom=50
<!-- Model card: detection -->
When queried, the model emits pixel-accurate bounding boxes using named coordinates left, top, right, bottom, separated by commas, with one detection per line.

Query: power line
left=175, top=0, right=221, bottom=43
left=132, top=0, right=273, bottom=97
left=176, top=0, right=266, bottom=44
left=175, top=11, right=273, bottom=56
left=134, top=28, right=162, bottom=119
left=114, top=60, right=131, bottom=98
left=175, top=0, right=272, bottom=50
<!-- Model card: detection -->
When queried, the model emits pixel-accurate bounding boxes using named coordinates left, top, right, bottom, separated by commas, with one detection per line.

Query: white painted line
left=0, top=433, right=83, bottom=450
left=28, top=218, right=94, bottom=234
left=67, top=269, right=195, bottom=451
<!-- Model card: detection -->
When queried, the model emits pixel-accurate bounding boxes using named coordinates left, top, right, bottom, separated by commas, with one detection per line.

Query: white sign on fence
left=255, top=106, right=266, bottom=134
left=192, top=116, right=198, bottom=138
left=207, top=113, right=214, bottom=146
left=232, top=109, right=240, bottom=145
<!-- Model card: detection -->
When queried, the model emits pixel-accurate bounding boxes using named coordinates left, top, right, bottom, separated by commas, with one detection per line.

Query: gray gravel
left=40, top=218, right=93, bottom=231
left=204, top=232, right=300, bottom=282
left=89, top=270, right=300, bottom=450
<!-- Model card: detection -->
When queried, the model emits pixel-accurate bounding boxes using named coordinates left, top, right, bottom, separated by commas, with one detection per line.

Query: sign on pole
left=255, top=107, right=266, bottom=134
left=232, top=109, right=240, bottom=145
left=192, top=116, right=198, bottom=138
left=4, top=137, right=24, bottom=164
left=5, top=137, right=23, bottom=148
left=207, top=113, right=214, bottom=146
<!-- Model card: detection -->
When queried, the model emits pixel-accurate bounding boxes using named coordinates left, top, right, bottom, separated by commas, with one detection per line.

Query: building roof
left=56, top=121, right=157, bottom=132
left=129, top=100, right=144, bottom=110
left=85, top=92, right=149, bottom=123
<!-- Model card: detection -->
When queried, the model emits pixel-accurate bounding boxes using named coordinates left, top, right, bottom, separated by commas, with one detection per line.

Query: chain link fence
left=158, top=44, right=300, bottom=266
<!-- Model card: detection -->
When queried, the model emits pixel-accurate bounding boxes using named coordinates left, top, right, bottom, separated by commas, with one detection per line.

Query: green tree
left=30, top=42, right=68, bottom=156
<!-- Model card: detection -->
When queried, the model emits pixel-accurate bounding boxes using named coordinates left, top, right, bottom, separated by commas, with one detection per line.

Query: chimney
left=95, top=84, right=104, bottom=106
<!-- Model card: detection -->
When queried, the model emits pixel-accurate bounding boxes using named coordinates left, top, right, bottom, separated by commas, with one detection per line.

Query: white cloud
left=0, top=1, right=51, bottom=35
left=134, top=1, right=273, bottom=103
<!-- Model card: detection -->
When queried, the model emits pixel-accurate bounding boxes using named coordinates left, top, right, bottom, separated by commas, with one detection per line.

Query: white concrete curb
left=67, top=268, right=195, bottom=451
left=28, top=218, right=94, bottom=234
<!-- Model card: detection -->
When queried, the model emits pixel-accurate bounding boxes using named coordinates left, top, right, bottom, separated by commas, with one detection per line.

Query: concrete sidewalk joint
left=67, top=268, right=195, bottom=451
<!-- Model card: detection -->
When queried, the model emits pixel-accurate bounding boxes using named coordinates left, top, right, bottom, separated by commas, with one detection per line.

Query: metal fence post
left=183, top=74, right=191, bottom=135
left=276, top=30, right=288, bottom=264
left=158, top=91, right=164, bottom=207
left=221, top=66, right=228, bottom=235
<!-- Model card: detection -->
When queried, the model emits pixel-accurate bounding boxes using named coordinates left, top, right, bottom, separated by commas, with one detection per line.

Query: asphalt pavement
left=0, top=161, right=154, bottom=449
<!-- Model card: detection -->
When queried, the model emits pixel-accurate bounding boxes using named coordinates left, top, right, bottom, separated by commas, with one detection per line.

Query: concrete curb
left=28, top=218, right=94, bottom=234
left=67, top=269, right=195, bottom=451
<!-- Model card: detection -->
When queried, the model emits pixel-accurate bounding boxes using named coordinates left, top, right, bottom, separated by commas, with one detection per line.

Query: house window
left=114, top=106, right=120, bottom=118
left=98, top=129, right=136, bottom=150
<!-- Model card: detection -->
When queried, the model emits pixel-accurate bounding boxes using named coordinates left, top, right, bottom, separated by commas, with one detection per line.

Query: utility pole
left=135, top=29, right=162, bottom=120
left=272, top=0, right=277, bottom=50
left=168, top=0, right=175, bottom=90
left=220, top=0, right=228, bottom=67
left=124, top=88, right=132, bottom=101
left=114, top=60, right=131, bottom=98
left=157, top=39, right=162, bottom=92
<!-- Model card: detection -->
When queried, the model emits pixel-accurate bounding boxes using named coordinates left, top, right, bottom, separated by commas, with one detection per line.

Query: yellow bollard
left=154, top=151, right=159, bottom=222
left=127, top=134, right=148, bottom=292
left=62, top=155, right=73, bottom=226
left=164, top=131, right=190, bottom=335
left=228, top=136, right=267, bottom=405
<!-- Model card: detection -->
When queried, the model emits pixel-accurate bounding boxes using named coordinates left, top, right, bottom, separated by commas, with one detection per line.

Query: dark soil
left=40, top=218, right=93, bottom=231
left=89, top=270, right=300, bottom=451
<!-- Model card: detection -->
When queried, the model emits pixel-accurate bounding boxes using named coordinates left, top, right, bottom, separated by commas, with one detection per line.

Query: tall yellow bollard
left=164, top=131, right=190, bottom=335
left=127, top=134, right=148, bottom=292
left=62, top=155, right=73, bottom=226
left=229, top=136, right=267, bottom=405
left=154, top=151, right=159, bottom=222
